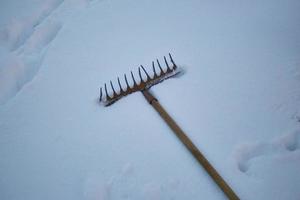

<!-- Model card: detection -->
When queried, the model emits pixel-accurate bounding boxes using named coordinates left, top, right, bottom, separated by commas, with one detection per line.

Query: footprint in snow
left=0, top=0, right=64, bottom=51
left=0, top=0, right=100, bottom=105
left=234, top=129, right=300, bottom=173
left=0, top=0, right=64, bottom=105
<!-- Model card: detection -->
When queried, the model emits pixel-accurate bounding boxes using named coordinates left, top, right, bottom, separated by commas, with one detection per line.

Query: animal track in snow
left=0, top=0, right=64, bottom=104
left=0, top=0, right=64, bottom=51
left=234, top=129, right=300, bottom=173
left=21, top=21, right=62, bottom=54
left=0, top=0, right=99, bottom=105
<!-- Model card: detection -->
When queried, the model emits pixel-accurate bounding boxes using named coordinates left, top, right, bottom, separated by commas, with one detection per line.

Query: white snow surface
left=0, top=0, right=300, bottom=199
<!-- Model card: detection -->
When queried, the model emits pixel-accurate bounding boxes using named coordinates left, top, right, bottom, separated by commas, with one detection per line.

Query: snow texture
left=0, top=0, right=300, bottom=200
left=0, top=0, right=63, bottom=104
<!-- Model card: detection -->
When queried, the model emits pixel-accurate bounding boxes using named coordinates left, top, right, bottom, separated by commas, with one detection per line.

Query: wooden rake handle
left=142, top=90, right=239, bottom=200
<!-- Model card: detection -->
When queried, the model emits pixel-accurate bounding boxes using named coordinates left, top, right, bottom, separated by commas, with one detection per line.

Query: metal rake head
left=99, top=53, right=180, bottom=106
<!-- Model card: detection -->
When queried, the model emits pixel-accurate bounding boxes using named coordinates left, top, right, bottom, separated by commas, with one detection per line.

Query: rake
left=99, top=54, right=239, bottom=200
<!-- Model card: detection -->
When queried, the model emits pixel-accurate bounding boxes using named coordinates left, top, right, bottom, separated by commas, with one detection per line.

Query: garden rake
left=99, top=54, right=239, bottom=200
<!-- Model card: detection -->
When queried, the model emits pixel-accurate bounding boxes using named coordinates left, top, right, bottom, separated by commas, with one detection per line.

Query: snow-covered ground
left=0, top=0, right=300, bottom=199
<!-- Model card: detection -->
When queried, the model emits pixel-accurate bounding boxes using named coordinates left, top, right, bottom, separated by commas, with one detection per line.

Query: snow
left=0, top=0, right=63, bottom=104
left=0, top=0, right=300, bottom=199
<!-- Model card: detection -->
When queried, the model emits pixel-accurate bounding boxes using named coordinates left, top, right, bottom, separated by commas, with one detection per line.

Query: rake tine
left=99, top=87, right=102, bottom=102
left=156, top=59, right=164, bottom=75
left=138, top=67, right=144, bottom=83
left=110, top=81, right=117, bottom=96
left=104, top=83, right=110, bottom=99
left=152, top=61, right=157, bottom=77
left=117, top=77, right=124, bottom=93
left=131, top=71, right=137, bottom=86
left=169, top=53, right=177, bottom=70
left=164, top=56, right=171, bottom=72
left=101, top=55, right=179, bottom=105
left=124, top=74, right=130, bottom=89
left=140, top=65, right=151, bottom=80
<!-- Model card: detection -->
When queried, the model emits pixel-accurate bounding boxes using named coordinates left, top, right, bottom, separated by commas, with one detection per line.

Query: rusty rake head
left=99, top=53, right=180, bottom=106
